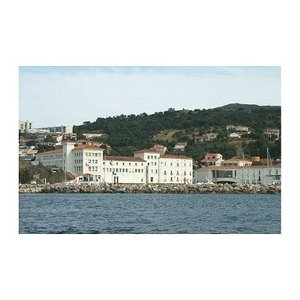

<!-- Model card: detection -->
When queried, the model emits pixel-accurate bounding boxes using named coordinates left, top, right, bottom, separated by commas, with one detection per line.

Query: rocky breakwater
left=19, top=183, right=281, bottom=194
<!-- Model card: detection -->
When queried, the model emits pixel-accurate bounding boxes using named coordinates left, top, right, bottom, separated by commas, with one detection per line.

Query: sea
left=19, top=193, right=281, bottom=234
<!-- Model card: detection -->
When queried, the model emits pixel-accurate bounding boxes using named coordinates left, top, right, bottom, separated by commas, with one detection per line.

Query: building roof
left=224, top=158, right=252, bottom=163
left=160, top=155, right=192, bottom=160
left=199, top=164, right=281, bottom=170
left=72, top=145, right=103, bottom=151
left=175, top=142, right=187, bottom=146
left=133, top=149, right=161, bottom=153
left=200, top=158, right=222, bottom=162
left=104, top=156, right=145, bottom=162
left=37, top=149, right=63, bottom=155
left=206, top=152, right=222, bottom=155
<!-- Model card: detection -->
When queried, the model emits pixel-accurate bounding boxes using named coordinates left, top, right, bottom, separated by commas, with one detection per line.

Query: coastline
left=19, top=183, right=281, bottom=194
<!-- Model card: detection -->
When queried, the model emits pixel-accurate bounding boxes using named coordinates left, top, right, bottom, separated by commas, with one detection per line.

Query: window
left=151, top=156, right=153, bottom=159
left=164, top=171, right=167, bottom=175
left=150, top=177, right=153, bottom=182
left=147, top=155, right=150, bottom=159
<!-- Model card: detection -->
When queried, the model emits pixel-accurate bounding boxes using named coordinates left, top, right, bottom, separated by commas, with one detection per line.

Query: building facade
left=35, top=142, right=193, bottom=184
left=19, top=120, right=33, bottom=133
left=32, top=125, right=73, bottom=134
left=194, top=165, right=281, bottom=185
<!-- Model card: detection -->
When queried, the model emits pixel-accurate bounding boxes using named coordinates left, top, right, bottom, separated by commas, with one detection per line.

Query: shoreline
left=19, top=183, right=281, bottom=194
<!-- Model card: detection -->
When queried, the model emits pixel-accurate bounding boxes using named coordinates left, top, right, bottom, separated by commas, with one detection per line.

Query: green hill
left=73, top=103, right=281, bottom=162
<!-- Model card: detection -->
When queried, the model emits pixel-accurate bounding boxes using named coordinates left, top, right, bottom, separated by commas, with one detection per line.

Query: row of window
left=85, top=152, right=102, bottom=157
left=160, top=162, right=191, bottom=167
left=147, top=155, right=158, bottom=159
left=104, top=161, right=143, bottom=166
left=163, top=171, right=191, bottom=176
left=103, top=168, right=144, bottom=173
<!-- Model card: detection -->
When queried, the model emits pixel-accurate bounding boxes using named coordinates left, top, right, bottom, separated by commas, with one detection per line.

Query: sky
left=19, top=66, right=281, bottom=127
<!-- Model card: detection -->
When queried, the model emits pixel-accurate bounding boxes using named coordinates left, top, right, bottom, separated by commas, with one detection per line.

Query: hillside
left=73, top=103, right=281, bottom=162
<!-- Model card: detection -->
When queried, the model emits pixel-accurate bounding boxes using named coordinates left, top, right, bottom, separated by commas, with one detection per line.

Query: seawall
left=19, top=183, right=281, bottom=194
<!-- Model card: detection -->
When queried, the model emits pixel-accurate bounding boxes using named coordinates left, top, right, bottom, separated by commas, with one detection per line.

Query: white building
left=264, top=128, right=280, bottom=140
left=82, top=133, right=103, bottom=139
left=35, top=143, right=193, bottom=184
left=194, top=133, right=218, bottom=143
left=32, top=125, right=73, bottom=134
left=19, top=120, right=33, bottom=133
left=194, top=165, right=281, bottom=185
left=226, top=125, right=250, bottom=132
left=222, top=158, right=252, bottom=167
left=200, top=153, right=224, bottom=167
left=229, top=132, right=242, bottom=139
left=174, top=142, right=187, bottom=152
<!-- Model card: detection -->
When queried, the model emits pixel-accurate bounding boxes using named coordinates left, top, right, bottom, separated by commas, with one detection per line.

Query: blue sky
left=19, top=66, right=281, bottom=127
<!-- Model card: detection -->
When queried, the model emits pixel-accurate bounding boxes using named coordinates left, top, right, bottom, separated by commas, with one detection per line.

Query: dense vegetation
left=19, top=160, right=75, bottom=184
left=73, top=103, right=281, bottom=161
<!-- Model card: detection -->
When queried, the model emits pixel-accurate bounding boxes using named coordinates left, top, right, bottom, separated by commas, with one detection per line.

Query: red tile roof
left=37, top=149, right=63, bottom=155
left=160, top=155, right=192, bottom=160
left=134, top=149, right=161, bottom=153
left=200, top=164, right=281, bottom=170
left=201, top=158, right=222, bottom=162
left=104, top=156, right=145, bottom=162
left=72, top=145, right=103, bottom=151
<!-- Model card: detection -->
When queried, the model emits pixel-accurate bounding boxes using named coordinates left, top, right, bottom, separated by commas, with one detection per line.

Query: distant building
left=200, top=153, right=224, bottom=167
left=19, top=120, right=33, bottom=133
left=226, top=125, right=250, bottom=132
left=229, top=132, right=242, bottom=139
left=149, top=144, right=167, bottom=155
left=194, top=133, right=218, bottom=143
left=264, top=128, right=280, bottom=139
left=222, top=158, right=252, bottom=167
left=82, top=133, right=103, bottom=139
left=174, top=142, right=187, bottom=152
left=19, top=148, right=38, bottom=161
left=194, top=164, right=281, bottom=185
left=32, top=125, right=73, bottom=134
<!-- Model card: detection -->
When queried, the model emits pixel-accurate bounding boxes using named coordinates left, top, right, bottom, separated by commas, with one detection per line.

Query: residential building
left=194, top=133, right=218, bottom=143
left=82, top=133, right=103, bottom=139
left=149, top=144, right=167, bottom=155
left=19, top=120, right=33, bottom=133
left=174, top=142, right=187, bottom=152
left=194, top=164, right=281, bottom=185
left=229, top=132, right=242, bottom=139
left=32, top=125, right=73, bottom=134
left=222, top=158, right=252, bottom=167
left=264, top=128, right=280, bottom=139
left=226, top=125, right=250, bottom=132
left=35, top=142, right=193, bottom=184
left=200, top=153, right=224, bottom=167
left=19, top=148, right=38, bottom=161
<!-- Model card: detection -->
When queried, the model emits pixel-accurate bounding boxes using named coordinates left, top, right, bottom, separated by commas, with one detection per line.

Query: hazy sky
left=19, top=66, right=281, bottom=127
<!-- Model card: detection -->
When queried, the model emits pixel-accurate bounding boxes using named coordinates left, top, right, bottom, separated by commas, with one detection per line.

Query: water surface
left=19, top=193, right=281, bottom=234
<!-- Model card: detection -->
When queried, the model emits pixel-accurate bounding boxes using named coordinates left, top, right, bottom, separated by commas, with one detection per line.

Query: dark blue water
left=19, top=193, right=281, bottom=234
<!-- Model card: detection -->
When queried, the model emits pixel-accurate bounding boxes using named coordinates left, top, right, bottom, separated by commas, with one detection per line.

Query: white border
left=1, top=1, right=299, bottom=299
